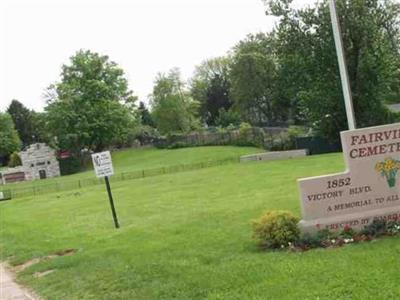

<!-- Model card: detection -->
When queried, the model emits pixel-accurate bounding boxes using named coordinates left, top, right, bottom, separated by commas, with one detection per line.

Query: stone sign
left=299, top=123, right=400, bottom=233
left=92, top=151, right=114, bottom=178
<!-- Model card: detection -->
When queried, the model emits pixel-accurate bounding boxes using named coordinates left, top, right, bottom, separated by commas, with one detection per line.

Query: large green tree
left=6, top=100, right=34, bottom=146
left=45, top=50, right=137, bottom=154
left=0, top=113, right=21, bottom=157
left=265, top=0, right=400, bottom=140
left=229, top=33, right=287, bottom=125
left=6, top=99, right=47, bottom=146
left=31, top=111, right=51, bottom=144
left=151, top=68, right=199, bottom=135
left=190, top=57, right=233, bottom=126
left=138, top=101, right=155, bottom=127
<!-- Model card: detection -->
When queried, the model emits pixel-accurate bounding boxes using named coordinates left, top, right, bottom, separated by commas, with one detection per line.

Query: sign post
left=91, top=151, right=120, bottom=228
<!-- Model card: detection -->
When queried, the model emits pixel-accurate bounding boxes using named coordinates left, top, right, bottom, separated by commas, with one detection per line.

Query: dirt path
left=0, top=263, right=41, bottom=300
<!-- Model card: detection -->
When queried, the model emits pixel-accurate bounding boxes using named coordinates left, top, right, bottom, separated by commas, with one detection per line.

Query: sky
left=0, top=0, right=314, bottom=112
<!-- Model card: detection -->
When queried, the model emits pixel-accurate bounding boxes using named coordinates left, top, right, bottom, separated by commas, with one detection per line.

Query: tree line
left=1, top=0, right=399, bottom=166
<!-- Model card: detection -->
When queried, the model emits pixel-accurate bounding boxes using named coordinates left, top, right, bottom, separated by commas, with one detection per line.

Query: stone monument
left=20, top=143, right=60, bottom=181
left=299, top=123, right=400, bottom=233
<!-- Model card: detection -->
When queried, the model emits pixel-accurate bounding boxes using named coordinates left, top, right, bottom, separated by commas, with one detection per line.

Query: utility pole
left=329, top=0, right=356, bottom=130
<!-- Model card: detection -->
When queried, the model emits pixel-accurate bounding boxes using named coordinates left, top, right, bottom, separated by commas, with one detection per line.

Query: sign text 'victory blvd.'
left=299, top=123, right=400, bottom=232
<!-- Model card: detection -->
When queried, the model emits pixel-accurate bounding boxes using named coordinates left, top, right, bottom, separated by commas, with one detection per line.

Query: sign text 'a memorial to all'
left=299, top=123, right=400, bottom=232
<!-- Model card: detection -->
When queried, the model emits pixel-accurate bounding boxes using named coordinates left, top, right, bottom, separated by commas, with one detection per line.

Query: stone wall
left=1, top=166, right=26, bottom=184
left=240, top=149, right=308, bottom=163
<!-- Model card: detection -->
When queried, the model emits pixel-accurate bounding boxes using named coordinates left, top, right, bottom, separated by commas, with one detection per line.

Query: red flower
left=343, top=224, right=352, bottom=232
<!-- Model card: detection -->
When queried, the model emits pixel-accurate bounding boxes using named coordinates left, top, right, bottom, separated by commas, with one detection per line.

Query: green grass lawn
left=1, top=146, right=263, bottom=191
left=1, top=149, right=400, bottom=299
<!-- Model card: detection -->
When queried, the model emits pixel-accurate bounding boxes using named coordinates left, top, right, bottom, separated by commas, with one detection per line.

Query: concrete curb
left=0, top=263, right=41, bottom=300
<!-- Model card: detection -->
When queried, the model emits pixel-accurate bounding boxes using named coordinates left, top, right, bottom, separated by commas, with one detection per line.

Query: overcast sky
left=0, top=0, right=314, bottom=112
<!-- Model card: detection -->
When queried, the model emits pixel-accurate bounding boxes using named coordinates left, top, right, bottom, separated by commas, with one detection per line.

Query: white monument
left=299, top=123, right=400, bottom=233
left=1, top=143, right=61, bottom=184
left=20, top=143, right=61, bottom=180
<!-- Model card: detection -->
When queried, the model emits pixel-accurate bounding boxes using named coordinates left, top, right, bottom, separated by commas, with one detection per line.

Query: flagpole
left=329, top=0, right=356, bottom=130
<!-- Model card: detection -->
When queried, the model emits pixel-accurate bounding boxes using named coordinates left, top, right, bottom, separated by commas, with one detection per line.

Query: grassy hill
left=1, top=146, right=263, bottom=192
left=1, top=148, right=399, bottom=299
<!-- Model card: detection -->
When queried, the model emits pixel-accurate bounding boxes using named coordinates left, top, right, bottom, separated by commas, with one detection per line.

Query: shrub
left=59, top=156, right=81, bottom=175
left=339, top=224, right=355, bottom=238
left=287, top=125, right=307, bottom=139
left=215, top=108, right=241, bottom=127
left=254, top=217, right=400, bottom=252
left=295, top=220, right=400, bottom=251
left=234, top=123, right=266, bottom=148
left=166, top=141, right=188, bottom=149
left=252, top=210, right=300, bottom=249
left=286, top=126, right=308, bottom=149
left=127, top=125, right=161, bottom=147
left=8, top=151, right=21, bottom=167
left=269, top=133, right=291, bottom=151
left=387, top=220, right=400, bottom=235
left=360, top=219, right=388, bottom=237
left=238, top=122, right=252, bottom=133
left=295, top=233, right=322, bottom=249
left=267, top=126, right=308, bottom=151
left=359, top=218, right=400, bottom=237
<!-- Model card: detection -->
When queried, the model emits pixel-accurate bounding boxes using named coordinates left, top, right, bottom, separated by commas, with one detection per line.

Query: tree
left=0, top=113, right=21, bottom=157
left=150, top=68, right=199, bottom=134
left=30, top=111, right=51, bottom=144
left=229, top=33, right=287, bottom=126
left=138, top=101, right=155, bottom=127
left=190, top=57, right=233, bottom=125
left=215, top=108, right=241, bottom=127
left=7, top=100, right=36, bottom=146
left=45, top=50, right=137, bottom=155
left=8, top=151, right=22, bottom=167
left=7, top=100, right=51, bottom=146
left=264, top=0, right=400, bottom=141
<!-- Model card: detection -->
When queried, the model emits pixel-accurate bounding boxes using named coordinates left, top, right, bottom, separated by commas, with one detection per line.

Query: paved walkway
left=0, top=263, right=40, bottom=300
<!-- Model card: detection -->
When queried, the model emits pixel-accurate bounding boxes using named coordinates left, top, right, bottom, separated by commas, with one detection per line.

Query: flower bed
left=252, top=210, right=400, bottom=252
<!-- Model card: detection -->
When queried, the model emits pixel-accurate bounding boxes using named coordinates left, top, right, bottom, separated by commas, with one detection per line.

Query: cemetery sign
left=299, top=123, right=400, bottom=233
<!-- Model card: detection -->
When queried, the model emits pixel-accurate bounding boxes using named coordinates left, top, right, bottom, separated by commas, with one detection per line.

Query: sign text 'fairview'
left=299, top=123, right=400, bottom=233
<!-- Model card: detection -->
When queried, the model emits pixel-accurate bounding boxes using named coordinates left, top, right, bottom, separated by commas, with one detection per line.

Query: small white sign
left=92, top=151, right=114, bottom=178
